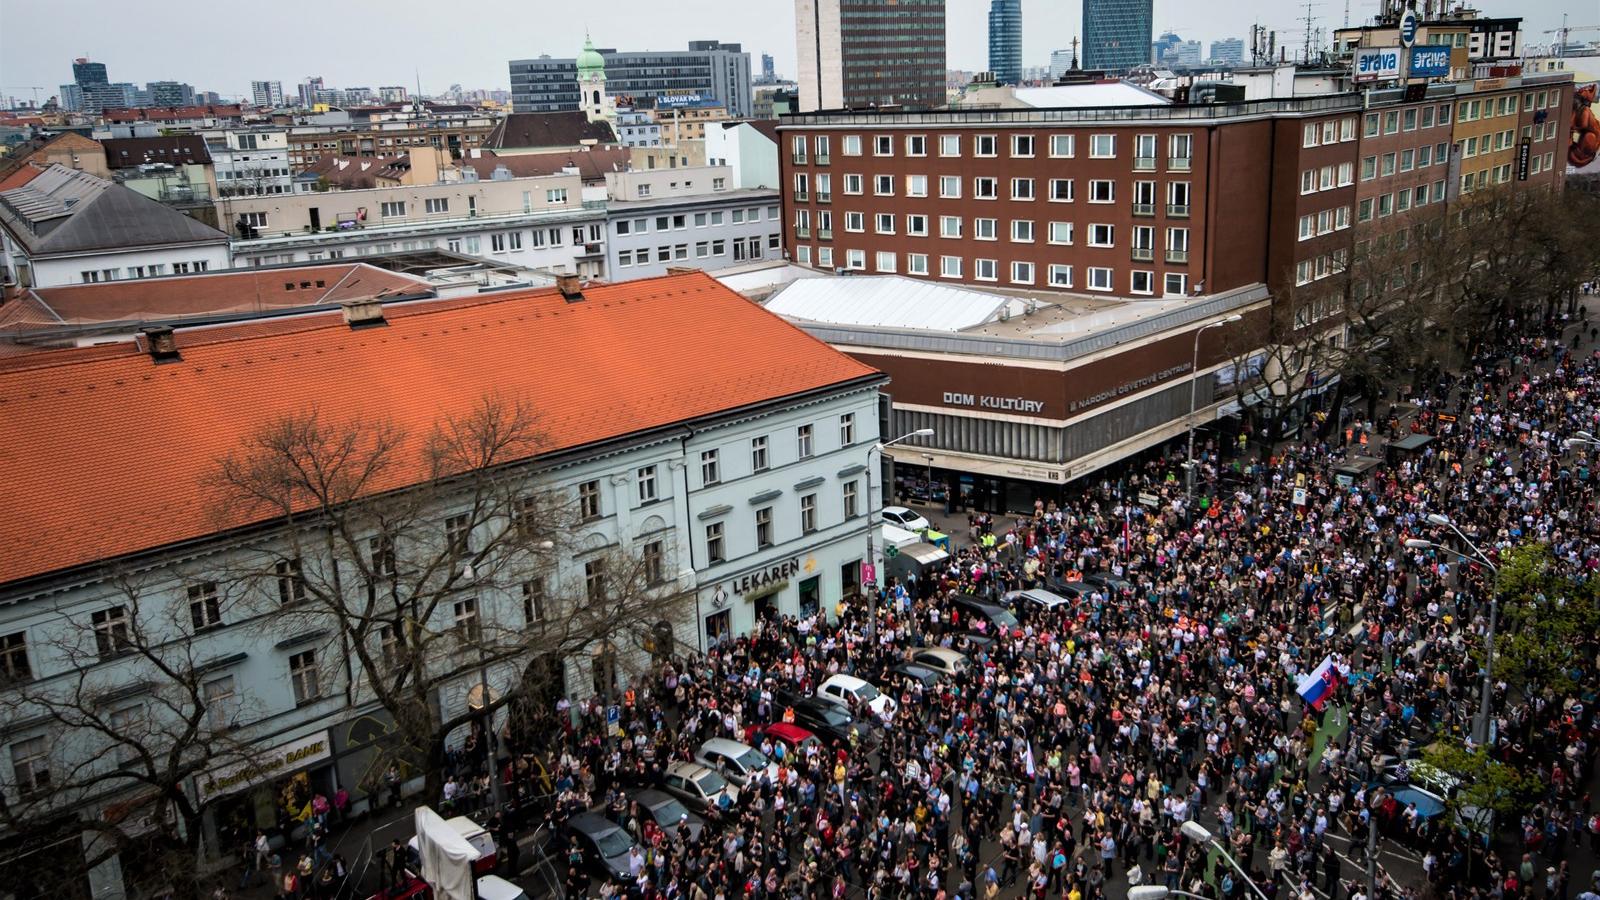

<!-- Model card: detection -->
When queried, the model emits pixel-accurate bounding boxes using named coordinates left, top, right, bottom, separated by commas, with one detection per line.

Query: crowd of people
left=372, top=316, right=1600, bottom=900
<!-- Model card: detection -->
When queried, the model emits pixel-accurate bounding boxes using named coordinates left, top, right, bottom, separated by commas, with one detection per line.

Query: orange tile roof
left=0, top=272, right=880, bottom=586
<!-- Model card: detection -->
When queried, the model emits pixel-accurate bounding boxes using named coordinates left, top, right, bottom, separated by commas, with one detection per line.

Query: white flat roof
left=765, top=276, right=1034, bottom=332
left=1013, top=83, right=1171, bottom=108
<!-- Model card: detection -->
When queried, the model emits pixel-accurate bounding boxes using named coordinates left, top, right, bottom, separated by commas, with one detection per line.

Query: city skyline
left=2, top=0, right=1583, bottom=102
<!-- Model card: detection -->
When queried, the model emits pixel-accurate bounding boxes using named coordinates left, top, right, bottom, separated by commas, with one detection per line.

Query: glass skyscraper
left=988, top=0, right=1023, bottom=85
left=1082, top=0, right=1153, bottom=73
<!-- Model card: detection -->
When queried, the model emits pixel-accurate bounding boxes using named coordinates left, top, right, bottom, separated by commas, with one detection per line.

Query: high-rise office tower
left=1082, top=0, right=1153, bottom=73
left=988, top=0, right=1022, bottom=85
left=761, top=54, right=776, bottom=83
left=795, top=0, right=947, bottom=111
left=1209, top=38, right=1245, bottom=65
left=72, top=58, right=108, bottom=87
left=251, top=80, right=285, bottom=107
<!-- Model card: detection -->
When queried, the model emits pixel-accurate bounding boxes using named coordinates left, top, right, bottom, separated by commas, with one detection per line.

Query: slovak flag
left=1296, top=656, right=1342, bottom=710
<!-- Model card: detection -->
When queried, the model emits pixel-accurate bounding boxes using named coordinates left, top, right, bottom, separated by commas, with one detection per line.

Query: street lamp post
left=1186, top=314, right=1244, bottom=503
left=865, top=428, right=934, bottom=642
left=1407, top=514, right=1500, bottom=746
left=1180, top=820, right=1271, bottom=900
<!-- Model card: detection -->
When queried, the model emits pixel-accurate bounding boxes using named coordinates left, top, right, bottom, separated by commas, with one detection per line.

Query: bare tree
left=0, top=576, right=263, bottom=900
left=210, top=395, right=691, bottom=803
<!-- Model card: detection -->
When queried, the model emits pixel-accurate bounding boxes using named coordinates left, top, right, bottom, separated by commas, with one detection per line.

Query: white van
left=816, top=673, right=897, bottom=717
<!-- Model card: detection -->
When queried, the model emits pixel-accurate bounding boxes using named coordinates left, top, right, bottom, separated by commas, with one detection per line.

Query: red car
left=743, top=722, right=823, bottom=762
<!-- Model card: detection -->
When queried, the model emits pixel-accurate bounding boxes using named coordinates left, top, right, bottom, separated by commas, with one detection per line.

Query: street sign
left=1398, top=9, right=1419, bottom=47
left=861, top=562, right=876, bottom=584
left=606, top=705, right=619, bottom=726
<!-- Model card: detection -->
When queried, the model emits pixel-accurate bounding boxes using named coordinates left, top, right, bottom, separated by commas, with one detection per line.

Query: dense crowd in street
left=356, top=316, right=1600, bottom=900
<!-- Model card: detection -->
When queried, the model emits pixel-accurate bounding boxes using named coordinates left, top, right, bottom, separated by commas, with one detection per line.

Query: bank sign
left=1409, top=45, right=1450, bottom=78
left=1353, top=47, right=1402, bottom=83
left=197, top=731, right=331, bottom=802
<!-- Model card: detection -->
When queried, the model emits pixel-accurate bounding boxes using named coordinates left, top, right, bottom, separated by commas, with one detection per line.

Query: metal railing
left=1132, top=202, right=1156, bottom=217
left=1167, top=203, right=1190, bottom=218
left=817, top=228, right=833, bottom=239
left=796, top=227, right=811, bottom=238
left=815, top=192, right=831, bottom=203
left=1169, top=157, right=1193, bottom=171
left=1133, top=157, right=1157, bottom=171
left=1166, top=249, right=1190, bottom=263
left=1131, top=247, right=1154, bottom=261
left=815, top=154, right=830, bottom=165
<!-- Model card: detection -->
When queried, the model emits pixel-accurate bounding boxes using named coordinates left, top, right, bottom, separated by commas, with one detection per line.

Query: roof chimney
left=556, top=274, right=584, bottom=302
left=341, top=298, right=387, bottom=328
left=140, top=325, right=180, bottom=363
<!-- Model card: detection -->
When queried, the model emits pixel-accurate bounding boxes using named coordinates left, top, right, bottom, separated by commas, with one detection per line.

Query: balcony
left=793, top=191, right=809, bottom=203
left=815, top=192, right=831, bottom=204
left=1169, top=156, right=1193, bottom=172
left=1133, top=156, right=1157, bottom=171
left=1131, top=247, right=1155, bottom=262
left=1166, top=203, right=1190, bottom=218
left=1166, top=249, right=1190, bottom=264
left=791, top=154, right=808, bottom=166
left=815, top=154, right=830, bottom=165
left=817, top=228, right=833, bottom=240
left=796, top=227, right=811, bottom=239
left=1132, top=202, right=1156, bottom=217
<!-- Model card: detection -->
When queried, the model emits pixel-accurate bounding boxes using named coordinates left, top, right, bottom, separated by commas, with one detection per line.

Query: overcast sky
left=0, top=0, right=1582, bottom=102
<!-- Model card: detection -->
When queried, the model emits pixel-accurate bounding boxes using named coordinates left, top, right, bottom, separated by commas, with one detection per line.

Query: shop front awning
left=899, top=542, right=949, bottom=565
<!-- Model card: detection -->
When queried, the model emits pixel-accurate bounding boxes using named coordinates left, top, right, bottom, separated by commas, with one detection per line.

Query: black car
left=1042, top=578, right=1096, bottom=603
left=886, top=662, right=945, bottom=688
left=560, top=811, right=638, bottom=883
left=787, top=697, right=876, bottom=748
left=949, top=596, right=1020, bottom=633
left=1084, top=572, right=1136, bottom=596
left=625, top=788, right=706, bottom=841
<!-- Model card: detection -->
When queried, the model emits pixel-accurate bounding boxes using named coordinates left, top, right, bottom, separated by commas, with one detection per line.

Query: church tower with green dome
left=576, top=34, right=612, bottom=123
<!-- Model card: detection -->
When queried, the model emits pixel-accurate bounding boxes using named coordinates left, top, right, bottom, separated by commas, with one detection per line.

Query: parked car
left=887, top=662, right=946, bottom=688
left=742, top=722, right=823, bottom=762
left=626, top=788, right=705, bottom=841
left=816, top=673, right=897, bottom=717
left=560, top=811, right=637, bottom=883
left=881, top=506, right=931, bottom=532
left=950, top=596, right=1019, bottom=633
left=661, top=761, right=739, bottom=816
left=786, top=696, right=877, bottom=748
left=910, top=647, right=969, bottom=677
left=1084, top=572, right=1136, bottom=596
left=695, top=738, right=780, bottom=787
left=1042, top=578, right=1097, bottom=603
left=1003, top=588, right=1074, bottom=612
left=407, top=815, right=496, bottom=876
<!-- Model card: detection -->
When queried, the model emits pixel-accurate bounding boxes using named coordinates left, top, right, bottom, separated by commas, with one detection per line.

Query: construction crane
left=1545, top=16, right=1600, bottom=56
left=1, top=86, right=49, bottom=105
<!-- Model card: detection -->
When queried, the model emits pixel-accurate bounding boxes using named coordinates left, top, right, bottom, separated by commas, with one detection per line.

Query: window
left=843, top=174, right=863, bottom=195
left=204, top=675, right=237, bottom=731
left=1010, top=261, right=1035, bottom=285
left=0, top=632, right=31, bottom=684
left=1299, top=215, right=1314, bottom=241
left=1130, top=270, right=1154, bottom=295
left=1379, top=193, right=1393, bottom=216
left=1164, top=273, right=1188, bottom=296
left=1012, top=134, right=1034, bottom=157
left=756, top=506, right=774, bottom=548
left=974, top=218, right=997, bottom=240
left=453, top=597, right=480, bottom=641
left=1010, top=178, right=1034, bottom=200
left=974, top=177, right=998, bottom=199
left=1048, top=264, right=1073, bottom=287
left=906, top=174, right=927, bottom=197
left=791, top=135, right=807, bottom=164
left=1089, top=180, right=1114, bottom=203
left=842, top=135, right=861, bottom=156
left=907, top=252, right=929, bottom=275
left=1087, top=267, right=1113, bottom=292
left=1340, top=117, right=1356, bottom=141
left=819, top=246, right=833, bottom=268
left=797, top=424, right=814, bottom=458
left=1167, top=181, right=1190, bottom=216
left=1418, top=145, right=1432, bottom=167
left=975, top=258, right=998, bottom=281
left=1403, top=108, right=1417, bottom=131
left=1050, top=134, right=1075, bottom=157
left=273, top=557, right=307, bottom=605
left=1011, top=219, right=1034, bottom=242
left=939, top=134, right=960, bottom=156
left=1132, top=224, right=1154, bottom=258
left=845, top=249, right=865, bottom=270
left=1049, top=178, right=1074, bottom=202
left=840, top=413, right=856, bottom=445
left=424, top=197, right=448, bottom=214
left=1301, top=170, right=1316, bottom=194
left=939, top=175, right=961, bottom=198
left=1320, top=166, right=1334, bottom=190
left=1361, top=156, right=1376, bottom=180
left=1358, top=198, right=1374, bottom=222
left=940, top=215, right=962, bottom=238
left=445, top=513, right=472, bottom=559
left=1088, top=224, right=1115, bottom=247
left=547, top=188, right=568, bottom=203
left=584, top=558, right=607, bottom=602
left=1337, top=162, right=1353, bottom=185
left=522, top=579, right=547, bottom=624
left=637, top=465, right=658, bottom=503
left=751, top=436, right=769, bottom=471
left=1363, top=112, right=1380, bottom=138
left=874, top=174, right=894, bottom=196
left=875, top=251, right=897, bottom=273
left=800, top=494, right=818, bottom=533
left=875, top=213, right=895, bottom=234
left=92, top=606, right=131, bottom=659
left=1400, top=149, right=1414, bottom=172
left=700, top=450, right=720, bottom=485
left=706, top=522, right=725, bottom=563
left=845, top=211, right=864, bottom=232
left=907, top=214, right=928, bottom=236
left=289, top=650, right=320, bottom=704
left=873, top=135, right=893, bottom=156
left=1048, top=221, right=1073, bottom=244
left=369, top=534, right=396, bottom=581
left=975, top=134, right=997, bottom=157
left=380, top=201, right=406, bottom=218
left=906, top=134, right=927, bottom=156
left=1090, top=134, right=1115, bottom=158
left=843, top=480, right=859, bottom=519
left=10, top=737, right=50, bottom=797
left=1384, top=111, right=1399, bottom=134
left=941, top=256, right=962, bottom=278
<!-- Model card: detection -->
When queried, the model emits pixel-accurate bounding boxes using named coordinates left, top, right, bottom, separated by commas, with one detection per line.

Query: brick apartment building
left=776, top=73, right=1571, bottom=306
